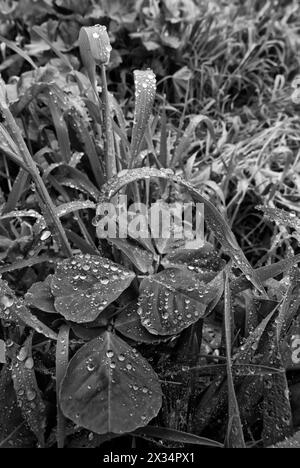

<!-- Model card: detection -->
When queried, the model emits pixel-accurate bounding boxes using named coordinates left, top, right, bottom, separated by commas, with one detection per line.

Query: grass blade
left=56, top=325, right=70, bottom=449
left=224, top=270, right=246, bottom=448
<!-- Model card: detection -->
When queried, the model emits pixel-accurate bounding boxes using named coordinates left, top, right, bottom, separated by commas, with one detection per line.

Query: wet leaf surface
left=138, top=266, right=224, bottom=335
left=51, top=254, right=135, bottom=323
left=108, top=237, right=154, bottom=274
left=60, top=331, right=162, bottom=434
left=114, top=301, right=164, bottom=343
left=25, top=275, right=56, bottom=313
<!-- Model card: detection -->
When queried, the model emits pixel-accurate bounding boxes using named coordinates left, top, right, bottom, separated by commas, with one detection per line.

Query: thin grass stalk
left=56, top=325, right=70, bottom=448
left=100, top=64, right=117, bottom=180
left=0, top=90, right=72, bottom=257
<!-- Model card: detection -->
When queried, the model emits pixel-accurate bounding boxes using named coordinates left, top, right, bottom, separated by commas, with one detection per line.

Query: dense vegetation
left=0, top=0, right=300, bottom=449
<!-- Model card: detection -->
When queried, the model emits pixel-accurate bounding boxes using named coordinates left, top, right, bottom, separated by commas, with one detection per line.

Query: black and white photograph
left=0, top=0, right=300, bottom=452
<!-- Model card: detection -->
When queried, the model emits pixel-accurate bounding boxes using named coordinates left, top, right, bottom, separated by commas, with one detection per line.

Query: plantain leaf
left=51, top=254, right=135, bottom=323
left=60, top=331, right=162, bottom=434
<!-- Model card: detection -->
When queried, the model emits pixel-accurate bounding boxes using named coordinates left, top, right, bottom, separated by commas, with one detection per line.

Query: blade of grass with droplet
left=159, top=101, right=168, bottom=167
left=0, top=35, right=37, bottom=70
left=0, top=255, right=56, bottom=274
left=69, top=107, right=105, bottom=187
left=257, top=205, right=300, bottom=231
left=130, top=69, right=156, bottom=165
left=100, top=68, right=117, bottom=179
left=3, top=169, right=29, bottom=214
left=47, top=92, right=71, bottom=163
left=224, top=271, right=246, bottom=448
left=9, top=336, right=46, bottom=447
left=133, top=426, right=223, bottom=448
left=0, top=80, right=72, bottom=256
left=56, top=324, right=70, bottom=449
left=232, top=253, right=300, bottom=295
left=45, top=165, right=100, bottom=200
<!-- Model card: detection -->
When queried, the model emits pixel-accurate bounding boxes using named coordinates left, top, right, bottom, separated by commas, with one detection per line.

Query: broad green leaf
left=60, top=331, right=162, bottom=434
left=25, top=275, right=56, bottom=313
left=162, top=243, right=226, bottom=274
left=114, top=301, right=163, bottom=344
left=138, top=266, right=224, bottom=335
left=51, top=254, right=135, bottom=323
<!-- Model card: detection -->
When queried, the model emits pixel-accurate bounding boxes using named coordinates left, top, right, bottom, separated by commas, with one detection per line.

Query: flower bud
left=79, top=25, right=112, bottom=68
